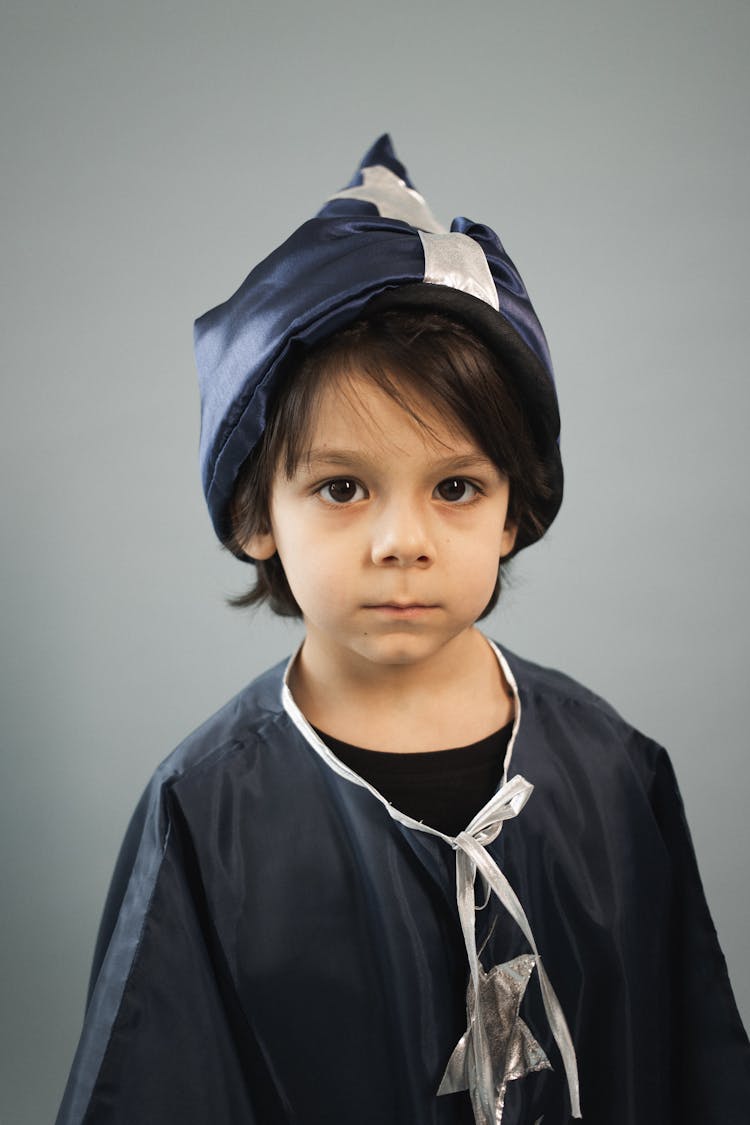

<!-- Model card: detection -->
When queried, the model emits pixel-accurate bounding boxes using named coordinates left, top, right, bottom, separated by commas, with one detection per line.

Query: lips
left=364, top=602, right=439, bottom=617
left=368, top=603, right=436, bottom=612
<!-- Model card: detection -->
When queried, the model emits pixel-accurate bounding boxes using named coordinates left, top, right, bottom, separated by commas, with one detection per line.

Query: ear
left=500, top=518, right=518, bottom=560
left=242, top=529, right=277, bottom=560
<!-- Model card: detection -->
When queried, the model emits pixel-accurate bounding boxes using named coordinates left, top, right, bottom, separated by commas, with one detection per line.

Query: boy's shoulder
left=153, top=656, right=291, bottom=789
left=499, top=642, right=667, bottom=782
left=501, top=644, right=626, bottom=719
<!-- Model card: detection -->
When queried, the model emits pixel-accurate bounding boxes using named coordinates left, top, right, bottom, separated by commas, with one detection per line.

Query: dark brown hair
left=227, top=308, right=553, bottom=617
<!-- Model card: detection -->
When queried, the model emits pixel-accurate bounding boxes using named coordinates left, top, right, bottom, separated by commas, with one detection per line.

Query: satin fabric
left=193, top=135, right=562, bottom=552
left=56, top=646, right=750, bottom=1124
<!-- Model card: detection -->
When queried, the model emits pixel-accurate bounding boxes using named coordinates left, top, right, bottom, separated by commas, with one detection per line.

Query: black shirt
left=314, top=722, right=514, bottom=836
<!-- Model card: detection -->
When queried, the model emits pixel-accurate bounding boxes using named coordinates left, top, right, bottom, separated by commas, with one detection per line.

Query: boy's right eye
left=318, top=478, right=366, bottom=504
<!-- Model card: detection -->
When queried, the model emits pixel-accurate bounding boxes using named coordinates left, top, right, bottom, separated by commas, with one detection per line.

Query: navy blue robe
left=56, top=645, right=750, bottom=1124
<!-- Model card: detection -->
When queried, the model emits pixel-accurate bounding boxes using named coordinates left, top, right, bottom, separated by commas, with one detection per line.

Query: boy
left=56, top=137, right=750, bottom=1124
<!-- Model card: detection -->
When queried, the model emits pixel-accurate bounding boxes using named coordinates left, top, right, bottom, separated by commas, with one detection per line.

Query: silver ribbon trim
left=329, top=164, right=446, bottom=233
left=449, top=775, right=582, bottom=1121
left=329, top=163, right=500, bottom=310
left=419, top=230, right=500, bottom=311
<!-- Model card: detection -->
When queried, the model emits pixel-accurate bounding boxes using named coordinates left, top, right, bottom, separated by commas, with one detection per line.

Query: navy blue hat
left=194, top=135, right=563, bottom=553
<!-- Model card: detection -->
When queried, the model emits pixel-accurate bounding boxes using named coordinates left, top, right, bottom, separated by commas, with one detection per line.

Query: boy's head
left=194, top=135, right=563, bottom=622
left=229, top=319, right=523, bottom=668
left=227, top=304, right=552, bottom=620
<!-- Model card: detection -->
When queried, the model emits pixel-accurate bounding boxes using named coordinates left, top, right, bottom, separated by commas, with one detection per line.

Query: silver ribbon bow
left=441, top=774, right=582, bottom=1122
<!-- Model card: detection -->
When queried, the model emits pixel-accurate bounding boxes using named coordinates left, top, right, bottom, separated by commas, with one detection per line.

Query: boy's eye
left=318, top=478, right=365, bottom=504
left=434, top=477, right=479, bottom=503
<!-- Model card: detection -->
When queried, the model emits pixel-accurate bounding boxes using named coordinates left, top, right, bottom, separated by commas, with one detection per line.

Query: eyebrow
left=304, top=450, right=369, bottom=468
left=302, top=449, right=497, bottom=472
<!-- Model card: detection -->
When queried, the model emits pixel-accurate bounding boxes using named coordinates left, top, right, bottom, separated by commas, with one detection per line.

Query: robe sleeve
left=55, top=780, right=266, bottom=1125
left=648, top=743, right=750, bottom=1121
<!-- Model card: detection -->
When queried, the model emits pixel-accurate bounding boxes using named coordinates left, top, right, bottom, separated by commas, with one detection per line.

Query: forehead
left=297, top=367, right=479, bottom=462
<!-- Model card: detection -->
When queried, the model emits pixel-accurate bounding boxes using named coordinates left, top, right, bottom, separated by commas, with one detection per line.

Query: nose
left=370, top=494, right=434, bottom=568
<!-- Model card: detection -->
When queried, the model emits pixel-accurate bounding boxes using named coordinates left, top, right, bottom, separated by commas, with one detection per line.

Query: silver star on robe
left=438, top=954, right=551, bottom=1125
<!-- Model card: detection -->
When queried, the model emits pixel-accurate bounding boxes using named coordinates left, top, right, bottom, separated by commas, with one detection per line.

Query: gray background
left=2, top=2, right=748, bottom=1122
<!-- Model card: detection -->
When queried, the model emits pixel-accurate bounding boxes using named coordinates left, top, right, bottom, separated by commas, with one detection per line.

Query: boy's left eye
left=434, top=478, right=479, bottom=503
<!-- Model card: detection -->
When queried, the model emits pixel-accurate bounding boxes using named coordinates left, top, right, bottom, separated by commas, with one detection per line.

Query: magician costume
left=56, top=138, right=750, bottom=1124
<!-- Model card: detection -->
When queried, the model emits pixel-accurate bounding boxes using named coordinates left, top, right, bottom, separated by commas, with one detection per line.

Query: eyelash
left=316, top=479, right=367, bottom=505
left=434, top=478, right=482, bottom=504
left=314, top=477, right=483, bottom=506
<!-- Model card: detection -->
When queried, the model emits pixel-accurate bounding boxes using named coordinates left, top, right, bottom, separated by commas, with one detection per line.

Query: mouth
left=363, top=603, right=439, bottom=618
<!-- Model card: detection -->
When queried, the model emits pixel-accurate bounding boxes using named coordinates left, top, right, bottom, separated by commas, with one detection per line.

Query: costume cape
left=56, top=643, right=750, bottom=1124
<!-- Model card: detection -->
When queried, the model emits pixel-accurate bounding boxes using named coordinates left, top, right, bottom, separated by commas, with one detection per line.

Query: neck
left=288, top=629, right=515, bottom=753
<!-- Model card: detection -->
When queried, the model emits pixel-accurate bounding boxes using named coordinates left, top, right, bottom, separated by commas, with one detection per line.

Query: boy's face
left=243, top=370, right=517, bottom=676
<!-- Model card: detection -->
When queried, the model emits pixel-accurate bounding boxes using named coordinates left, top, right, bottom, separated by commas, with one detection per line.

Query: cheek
left=451, top=518, right=507, bottom=559
left=451, top=530, right=504, bottom=591
left=278, top=545, right=349, bottom=613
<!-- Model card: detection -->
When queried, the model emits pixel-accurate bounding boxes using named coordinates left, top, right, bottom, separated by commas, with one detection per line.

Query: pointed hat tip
left=358, top=134, right=411, bottom=187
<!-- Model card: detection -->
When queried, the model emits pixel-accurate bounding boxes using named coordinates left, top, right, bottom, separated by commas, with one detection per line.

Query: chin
left=353, top=630, right=462, bottom=667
